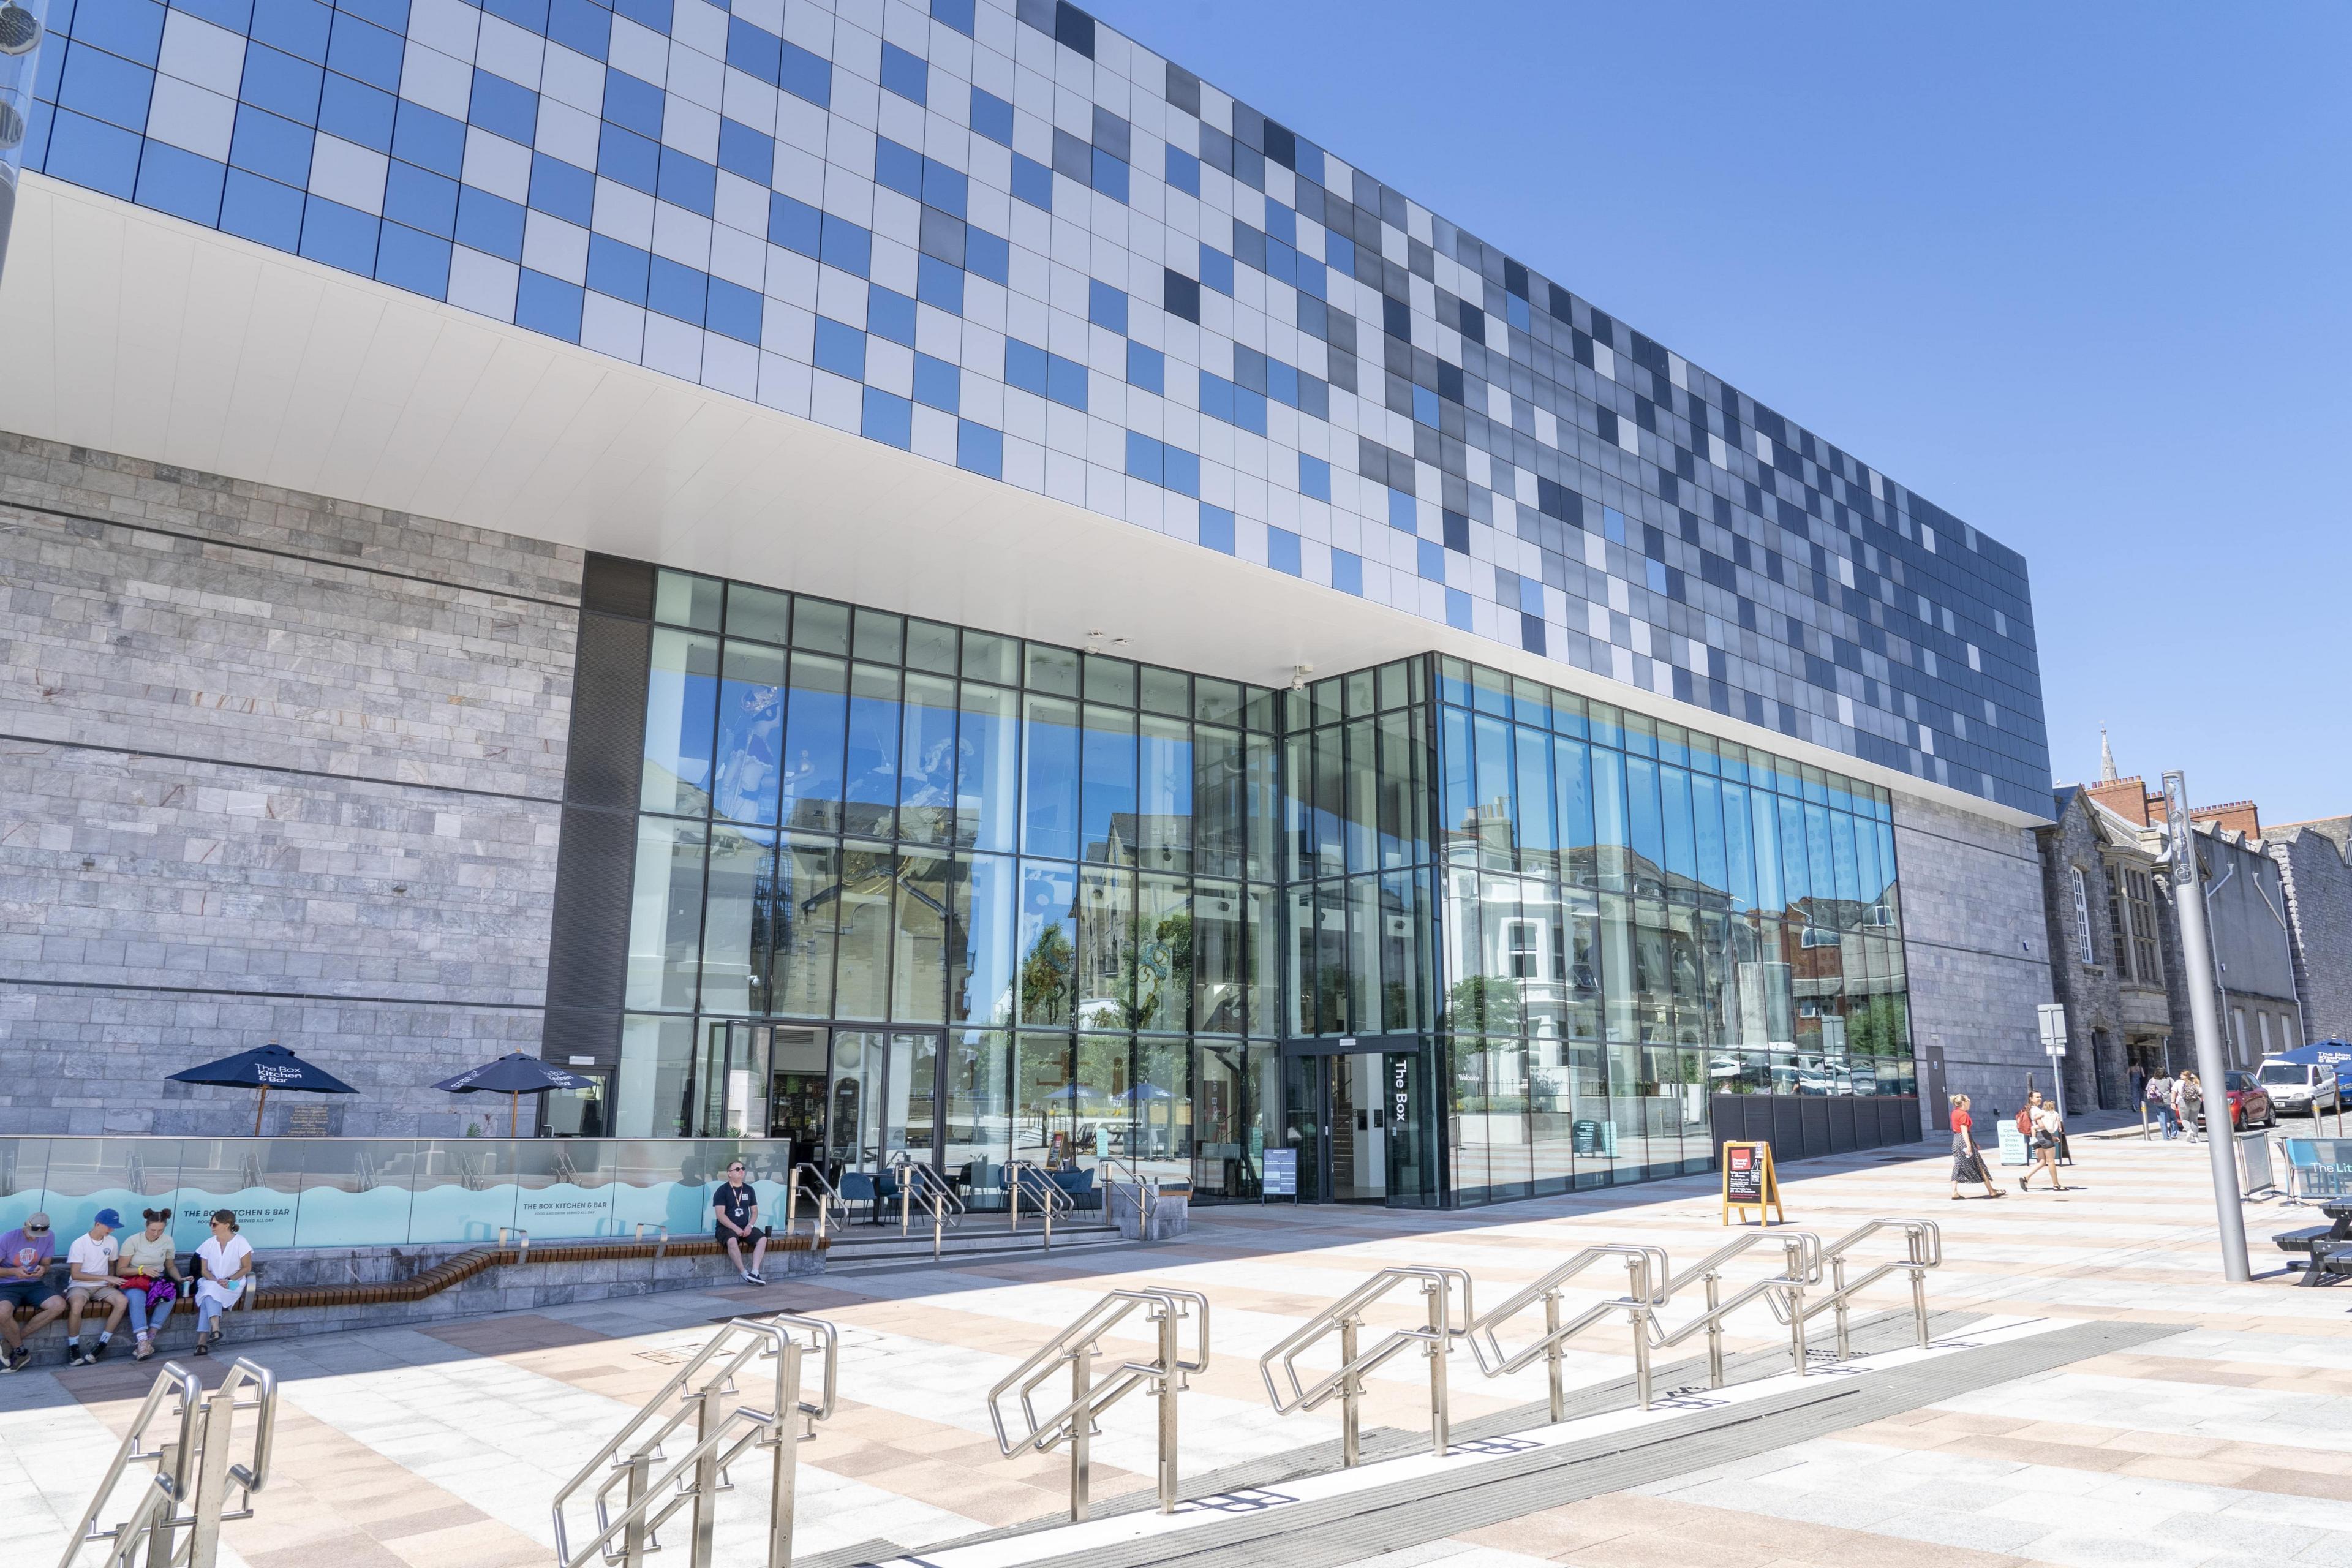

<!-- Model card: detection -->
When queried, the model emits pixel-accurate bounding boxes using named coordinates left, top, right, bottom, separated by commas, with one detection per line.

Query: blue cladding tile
left=454, top=183, right=526, bottom=260
left=298, top=193, right=379, bottom=273
left=170, top=0, right=251, bottom=31
left=1267, top=527, right=1300, bottom=577
left=603, top=75, right=662, bottom=140
left=611, top=0, right=670, bottom=32
left=1199, top=244, right=1232, bottom=295
left=239, top=43, right=322, bottom=123
left=778, top=39, right=829, bottom=108
left=865, top=285, right=915, bottom=345
left=58, top=44, right=153, bottom=134
left=964, top=227, right=1008, bottom=284
left=931, top=0, right=974, bottom=36
left=1087, top=278, right=1126, bottom=334
left=516, top=268, right=585, bottom=341
left=769, top=191, right=820, bottom=255
left=1412, top=384, right=1438, bottom=426
left=955, top=420, right=1001, bottom=478
left=70, top=0, right=166, bottom=64
left=706, top=277, right=761, bottom=344
left=1009, top=153, right=1050, bottom=211
left=480, top=0, right=545, bottom=35
left=318, top=73, right=395, bottom=151
left=968, top=86, right=1011, bottom=146
left=1388, top=488, right=1415, bottom=531
left=392, top=100, right=466, bottom=176
left=1125, top=342, right=1162, bottom=393
left=812, top=316, right=864, bottom=380
left=647, top=256, right=706, bottom=324
left=229, top=104, right=313, bottom=185
left=879, top=41, right=925, bottom=105
left=1123, top=430, right=1159, bottom=484
left=913, top=352, right=959, bottom=412
left=862, top=386, right=913, bottom=448
left=1044, top=352, right=1086, bottom=411
left=922, top=157, right=966, bottom=219
left=598, top=122, right=659, bottom=194
left=717, top=118, right=772, bottom=184
left=1330, top=549, right=1362, bottom=595
left=1445, top=588, right=1473, bottom=631
left=1089, top=147, right=1126, bottom=203
left=528, top=151, right=595, bottom=225
left=325, top=12, right=401, bottom=90
left=873, top=136, right=919, bottom=200
left=547, top=0, right=611, bottom=61
left=43, top=109, right=139, bottom=200
left=1441, top=509, right=1468, bottom=552
left=657, top=145, right=715, bottom=216
left=1263, top=202, right=1295, bottom=246
left=375, top=220, right=452, bottom=297
left=1199, top=504, right=1235, bottom=555
left=1325, top=232, right=1354, bottom=276
left=1003, top=338, right=1046, bottom=398
left=334, top=0, right=409, bottom=32
left=1161, top=445, right=1199, bottom=497
left=725, top=17, right=782, bottom=84
left=1198, top=371, right=1229, bottom=424
left=469, top=70, right=538, bottom=145
left=1417, top=540, right=1444, bottom=581
left=248, top=0, right=328, bottom=62
left=219, top=166, right=305, bottom=247
left=1299, top=453, right=1330, bottom=500
left=586, top=233, right=650, bottom=303
left=1232, top=386, right=1265, bottom=434
left=383, top=160, right=458, bottom=235
left=1164, top=145, right=1197, bottom=196
left=135, top=140, right=227, bottom=223
left=818, top=214, right=869, bottom=276
left=1268, top=360, right=1298, bottom=408
left=914, top=254, right=963, bottom=314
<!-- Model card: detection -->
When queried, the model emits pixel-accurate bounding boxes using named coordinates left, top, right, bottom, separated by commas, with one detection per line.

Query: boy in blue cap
left=64, top=1210, right=127, bottom=1366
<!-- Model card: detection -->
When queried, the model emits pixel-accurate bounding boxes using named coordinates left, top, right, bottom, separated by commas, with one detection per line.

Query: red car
left=2220, top=1071, right=2277, bottom=1131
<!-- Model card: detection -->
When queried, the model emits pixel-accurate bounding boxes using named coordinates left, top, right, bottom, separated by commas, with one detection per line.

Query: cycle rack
left=59, top=1357, right=279, bottom=1568
left=551, top=1312, right=838, bottom=1568
left=1650, top=1229, right=1825, bottom=1388
left=986, top=1286, right=1210, bottom=1521
left=1259, top=1265, right=1476, bottom=1464
left=1464, top=1245, right=1670, bottom=1417
left=1801, top=1218, right=1943, bottom=1358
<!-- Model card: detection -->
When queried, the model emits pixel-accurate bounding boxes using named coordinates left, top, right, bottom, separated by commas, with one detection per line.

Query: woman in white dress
left=192, top=1210, right=252, bottom=1355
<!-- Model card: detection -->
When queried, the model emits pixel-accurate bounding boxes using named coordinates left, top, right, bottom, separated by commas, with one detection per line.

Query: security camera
left=1290, top=663, right=1313, bottom=692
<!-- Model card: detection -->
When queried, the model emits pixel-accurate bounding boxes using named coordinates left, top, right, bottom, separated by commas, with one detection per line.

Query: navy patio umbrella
left=433, top=1053, right=594, bottom=1137
left=168, top=1042, right=360, bottom=1135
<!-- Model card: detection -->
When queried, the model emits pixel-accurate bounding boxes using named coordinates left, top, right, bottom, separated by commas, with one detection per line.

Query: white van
left=2255, top=1058, right=2345, bottom=1117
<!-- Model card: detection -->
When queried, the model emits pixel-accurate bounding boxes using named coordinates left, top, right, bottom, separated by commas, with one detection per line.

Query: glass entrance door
left=825, top=1030, right=940, bottom=1175
left=693, top=1020, right=772, bottom=1136
left=1281, top=1052, right=1391, bottom=1204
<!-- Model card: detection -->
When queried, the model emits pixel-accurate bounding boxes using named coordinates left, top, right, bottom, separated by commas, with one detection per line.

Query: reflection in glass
left=952, top=853, right=1017, bottom=1026
left=781, top=654, right=847, bottom=832
left=1079, top=864, right=1134, bottom=1027
left=957, top=682, right=1019, bottom=853
left=643, top=629, right=720, bottom=815
left=834, top=846, right=895, bottom=1020
left=626, top=818, right=706, bottom=1010
left=699, top=825, right=772, bottom=1016
left=891, top=851, right=950, bottom=1023
left=1082, top=704, right=1137, bottom=865
left=1134, top=874, right=1191, bottom=1032
left=898, top=673, right=958, bottom=845
left=1017, top=861, right=1077, bottom=1026
left=714, top=641, right=786, bottom=824
left=1022, top=695, right=1080, bottom=858
left=843, top=663, right=902, bottom=839
left=773, top=839, right=840, bottom=1018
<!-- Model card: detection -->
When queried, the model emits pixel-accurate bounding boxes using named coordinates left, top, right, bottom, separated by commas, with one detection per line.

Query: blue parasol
left=168, top=1042, right=358, bottom=1135
left=434, top=1053, right=594, bottom=1137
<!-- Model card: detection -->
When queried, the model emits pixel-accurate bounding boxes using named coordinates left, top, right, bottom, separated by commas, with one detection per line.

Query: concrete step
left=819, top=1221, right=1128, bottom=1268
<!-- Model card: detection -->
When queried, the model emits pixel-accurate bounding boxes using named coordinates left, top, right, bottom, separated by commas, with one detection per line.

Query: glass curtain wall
left=1436, top=658, right=1912, bottom=1205
left=619, top=569, right=1284, bottom=1202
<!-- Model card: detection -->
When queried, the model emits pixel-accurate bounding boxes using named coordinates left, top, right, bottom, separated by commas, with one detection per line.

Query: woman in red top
left=1950, top=1094, right=2003, bottom=1200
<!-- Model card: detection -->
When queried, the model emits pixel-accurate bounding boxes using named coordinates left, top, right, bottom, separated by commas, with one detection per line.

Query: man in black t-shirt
left=713, top=1161, right=769, bottom=1285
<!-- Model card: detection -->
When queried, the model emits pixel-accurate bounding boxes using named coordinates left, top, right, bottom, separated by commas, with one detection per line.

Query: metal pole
left=1704, top=1273, right=1724, bottom=1389
left=188, top=1382, right=239, bottom=1568
left=1911, top=1267, right=1930, bottom=1349
left=1627, top=1258, right=1652, bottom=1412
left=1155, top=1302, right=1178, bottom=1513
left=1009, top=1164, right=1021, bottom=1232
left=2165, top=770, right=2252, bottom=1282
left=688, top=1388, right=719, bottom=1568
left=1339, top=1317, right=1360, bottom=1467
left=145, top=1441, right=181, bottom=1568
left=1425, top=1280, right=1448, bottom=1457
left=1789, top=1283, right=1807, bottom=1376
left=767, top=1340, right=802, bottom=1568
left=1830, top=1256, right=1850, bottom=1360
left=621, top=1451, right=652, bottom=1568
left=1068, top=1340, right=1092, bottom=1523
left=1544, top=1291, right=1564, bottom=1422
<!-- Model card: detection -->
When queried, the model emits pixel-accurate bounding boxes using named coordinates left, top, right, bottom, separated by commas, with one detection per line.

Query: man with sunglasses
left=713, top=1161, right=769, bottom=1286
left=0, top=1211, right=66, bottom=1371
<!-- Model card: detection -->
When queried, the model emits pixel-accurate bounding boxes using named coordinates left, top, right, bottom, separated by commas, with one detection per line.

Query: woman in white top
left=2019, top=1091, right=2068, bottom=1193
left=192, top=1210, right=252, bottom=1355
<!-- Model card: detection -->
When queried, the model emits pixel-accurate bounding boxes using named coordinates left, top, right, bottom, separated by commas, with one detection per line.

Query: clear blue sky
left=1088, top=1, right=2352, bottom=824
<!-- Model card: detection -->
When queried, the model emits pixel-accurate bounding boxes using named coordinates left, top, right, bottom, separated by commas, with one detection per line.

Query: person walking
left=2147, top=1068, right=2177, bottom=1139
left=2130, top=1062, right=2149, bottom=1134
left=115, top=1210, right=184, bottom=1362
left=2019, top=1091, right=2067, bottom=1191
left=2178, top=1072, right=2206, bottom=1144
left=1949, top=1095, right=2004, bottom=1200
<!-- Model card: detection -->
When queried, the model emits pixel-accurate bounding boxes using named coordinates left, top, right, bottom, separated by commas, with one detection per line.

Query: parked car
left=2215, top=1071, right=2276, bottom=1131
left=2256, top=1057, right=2345, bottom=1117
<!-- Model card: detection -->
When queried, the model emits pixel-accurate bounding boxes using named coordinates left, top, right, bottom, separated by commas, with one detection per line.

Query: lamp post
left=2164, top=771, right=2250, bottom=1282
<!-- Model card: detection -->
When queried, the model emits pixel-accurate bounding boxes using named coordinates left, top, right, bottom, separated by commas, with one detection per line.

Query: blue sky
left=1089, top=1, right=2352, bottom=824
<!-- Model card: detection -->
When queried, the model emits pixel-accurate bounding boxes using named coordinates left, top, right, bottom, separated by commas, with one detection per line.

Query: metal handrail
left=1463, top=1245, right=1670, bottom=1417
left=59, top=1357, right=277, bottom=1568
left=1651, top=1231, right=1824, bottom=1387
left=1800, top=1218, right=1943, bottom=1359
left=1006, top=1162, right=1072, bottom=1250
left=552, top=1313, right=837, bottom=1568
left=786, top=1164, right=843, bottom=1237
left=892, top=1156, right=966, bottom=1255
left=1259, top=1265, right=1475, bottom=1462
left=986, top=1286, right=1209, bottom=1521
left=1095, top=1157, right=1167, bottom=1240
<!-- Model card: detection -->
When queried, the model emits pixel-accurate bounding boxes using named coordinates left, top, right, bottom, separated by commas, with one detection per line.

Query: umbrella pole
left=513, top=1089, right=521, bottom=1139
left=254, top=1085, right=268, bottom=1137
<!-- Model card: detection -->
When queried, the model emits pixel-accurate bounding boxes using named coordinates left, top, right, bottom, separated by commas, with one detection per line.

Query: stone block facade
left=0, top=432, right=581, bottom=1135
left=2267, top=827, right=2352, bottom=1045
left=1893, top=788, right=2055, bottom=1131
left=2034, top=792, right=2125, bottom=1113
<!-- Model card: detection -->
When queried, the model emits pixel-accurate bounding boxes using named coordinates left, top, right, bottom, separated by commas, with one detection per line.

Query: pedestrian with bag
left=115, top=1209, right=184, bottom=1362
left=2178, top=1071, right=2205, bottom=1144
left=2147, top=1068, right=2177, bottom=1139
left=2019, top=1091, right=2067, bottom=1192
left=1948, top=1095, right=2004, bottom=1200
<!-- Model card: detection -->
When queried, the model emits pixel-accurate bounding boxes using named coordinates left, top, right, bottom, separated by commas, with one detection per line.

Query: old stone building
left=2036, top=780, right=2169, bottom=1110
left=2263, top=818, right=2352, bottom=1044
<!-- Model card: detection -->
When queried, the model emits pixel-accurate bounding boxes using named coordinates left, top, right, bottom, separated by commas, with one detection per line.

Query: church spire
left=2099, top=725, right=2119, bottom=784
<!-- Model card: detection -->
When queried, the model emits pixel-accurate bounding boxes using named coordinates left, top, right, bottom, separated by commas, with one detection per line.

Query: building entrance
left=1281, top=1048, right=1430, bottom=1205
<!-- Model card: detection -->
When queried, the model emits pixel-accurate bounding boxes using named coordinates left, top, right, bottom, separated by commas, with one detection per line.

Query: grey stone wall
left=2034, top=794, right=2126, bottom=1112
left=0, top=432, right=581, bottom=1135
left=2267, top=828, right=2352, bottom=1045
left=1894, top=788, right=2055, bottom=1131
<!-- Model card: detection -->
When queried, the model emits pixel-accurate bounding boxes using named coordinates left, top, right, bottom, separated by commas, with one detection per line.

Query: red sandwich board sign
left=1721, top=1140, right=1785, bottom=1226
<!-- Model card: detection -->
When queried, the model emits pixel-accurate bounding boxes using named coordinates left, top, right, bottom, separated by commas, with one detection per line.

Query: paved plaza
left=9, top=1118, right=2351, bottom=1568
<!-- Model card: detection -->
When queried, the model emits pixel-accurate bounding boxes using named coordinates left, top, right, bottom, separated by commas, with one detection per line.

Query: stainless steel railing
left=892, top=1156, right=967, bottom=1257
left=1464, top=1245, right=1670, bottom=1417
left=1095, top=1157, right=1161, bottom=1241
left=551, top=1313, right=837, bottom=1568
left=1259, top=1265, right=1476, bottom=1463
left=59, top=1357, right=279, bottom=1568
left=1006, top=1161, right=1074, bottom=1250
left=987, top=1286, right=1210, bottom=1521
left=1652, top=1229, right=1825, bottom=1387
left=1800, top=1218, right=1943, bottom=1358
left=785, top=1164, right=843, bottom=1238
